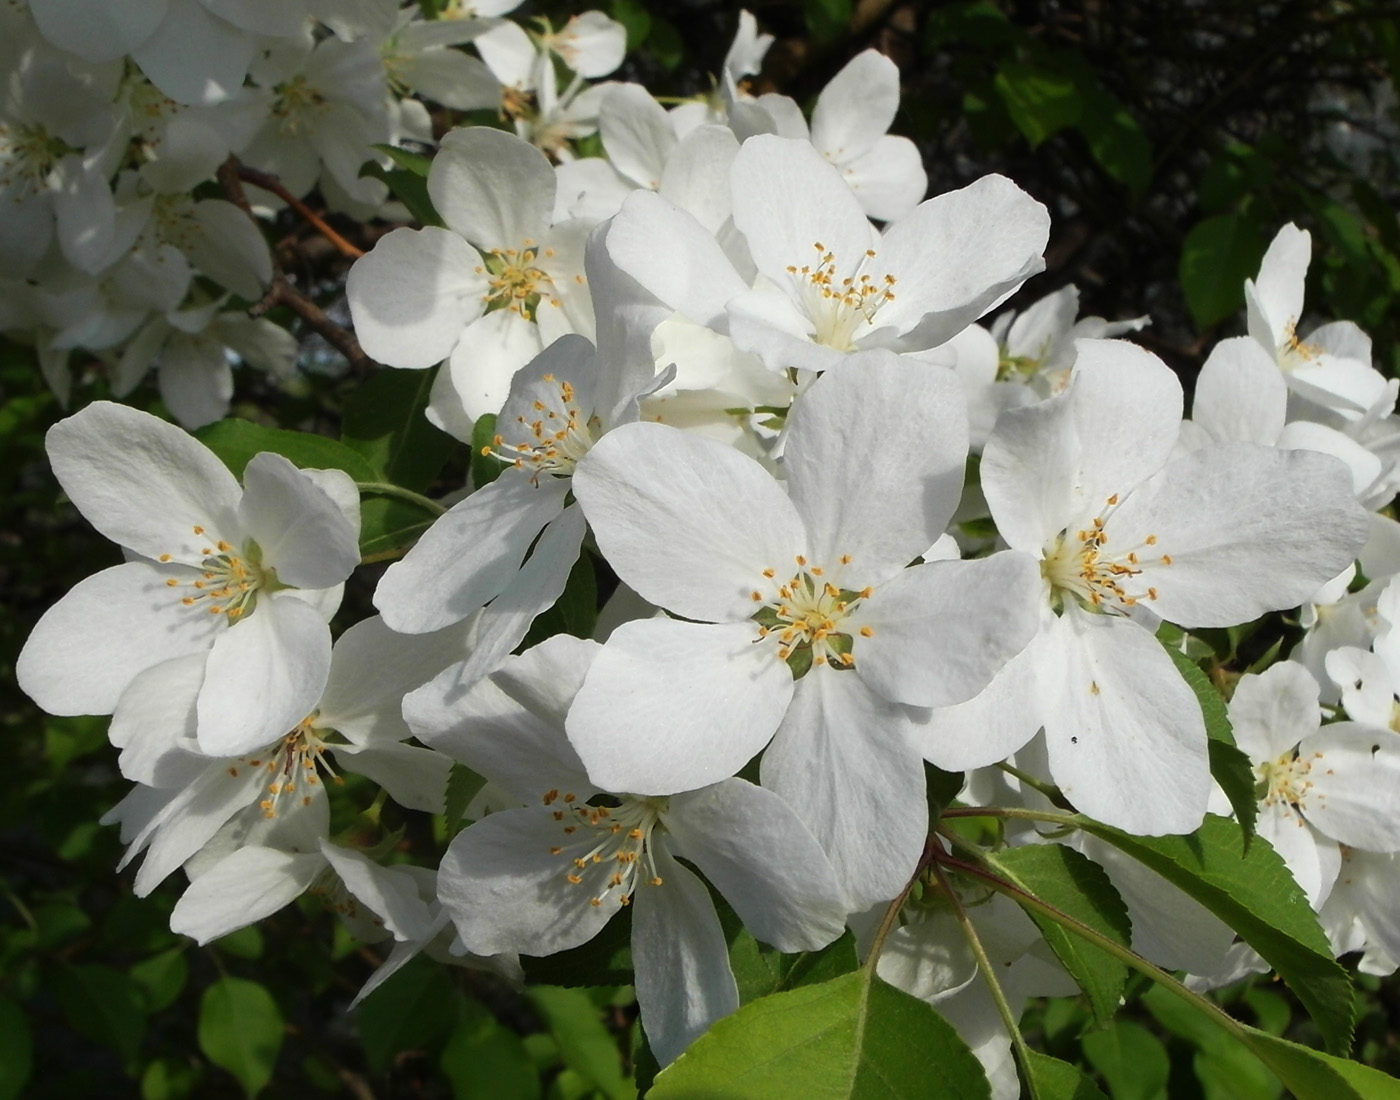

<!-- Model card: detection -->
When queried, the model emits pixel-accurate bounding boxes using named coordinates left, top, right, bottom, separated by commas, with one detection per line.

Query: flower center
left=478, top=243, right=561, bottom=322
left=785, top=241, right=897, bottom=351
left=751, top=554, right=873, bottom=676
left=1041, top=495, right=1168, bottom=613
left=543, top=790, right=667, bottom=908
left=1278, top=320, right=1323, bottom=370
left=160, top=525, right=275, bottom=621
left=1256, top=749, right=1323, bottom=815
left=0, top=121, right=72, bottom=199
left=271, top=75, right=328, bottom=135
left=221, top=714, right=343, bottom=819
left=484, top=373, right=599, bottom=480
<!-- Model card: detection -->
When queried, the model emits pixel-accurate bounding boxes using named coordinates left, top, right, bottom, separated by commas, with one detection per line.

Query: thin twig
left=216, top=158, right=375, bottom=374
left=234, top=165, right=364, bottom=259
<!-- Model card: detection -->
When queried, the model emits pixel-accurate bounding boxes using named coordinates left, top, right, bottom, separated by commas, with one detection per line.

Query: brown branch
left=216, top=158, right=375, bottom=374
left=233, top=165, right=364, bottom=259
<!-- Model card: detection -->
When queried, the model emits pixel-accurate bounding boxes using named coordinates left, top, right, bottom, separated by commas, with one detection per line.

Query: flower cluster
left=17, top=6, right=1400, bottom=1093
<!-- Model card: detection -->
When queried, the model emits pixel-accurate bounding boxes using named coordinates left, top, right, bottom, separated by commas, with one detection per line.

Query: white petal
left=1299, top=722, right=1400, bottom=851
left=430, top=127, right=554, bottom=248
left=332, top=741, right=453, bottom=814
left=784, top=355, right=967, bottom=583
left=567, top=618, right=793, bottom=794
left=374, top=473, right=568, bottom=633
left=237, top=453, right=359, bottom=589
left=665, top=779, right=847, bottom=951
left=110, top=653, right=208, bottom=787
left=761, top=671, right=927, bottom=909
left=1249, top=224, right=1309, bottom=348
left=30, top=0, right=167, bottom=61
left=810, top=51, right=899, bottom=164
left=633, top=840, right=739, bottom=1066
left=132, top=0, right=254, bottom=105
left=45, top=401, right=242, bottom=561
left=875, top=174, right=1049, bottom=343
left=18, top=562, right=225, bottom=715
left=1192, top=336, right=1286, bottom=444
left=444, top=307, right=548, bottom=422
left=1108, top=443, right=1368, bottom=627
left=170, top=847, right=325, bottom=943
left=320, top=842, right=435, bottom=941
left=409, top=634, right=598, bottom=805
left=837, top=135, right=927, bottom=223
left=908, top=623, right=1048, bottom=771
left=318, top=615, right=473, bottom=744
left=346, top=226, right=488, bottom=369
left=196, top=594, right=331, bottom=755
left=732, top=134, right=877, bottom=285
left=437, top=808, right=616, bottom=956
left=1044, top=609, right=1209, bottom=835
left=856, top=553, right=1040, bottom=708
left=605, top=190, right=749, bottom=331
left=574, top=422, right=805, bottom=622
left=1227, top=662, right=1321, bottom=761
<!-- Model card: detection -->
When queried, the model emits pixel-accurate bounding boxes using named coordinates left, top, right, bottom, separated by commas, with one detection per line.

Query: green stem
left=993, top=761, right=1070, bottom=806
left=865, top=837, right=938, bottom=972
left=354, top=481, right=447, bottom=516
left=941, top=806, right=1084, bottom=829
left=929, top=856, right=1042, bottom=1098
left=935, top=846, right=1248, bottom=1041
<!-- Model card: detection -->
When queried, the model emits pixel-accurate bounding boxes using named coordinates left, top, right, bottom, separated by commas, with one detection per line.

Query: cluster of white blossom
left=17, top=5, right=1400, bottom=1090
left=2, top=0, right=628, bottom=424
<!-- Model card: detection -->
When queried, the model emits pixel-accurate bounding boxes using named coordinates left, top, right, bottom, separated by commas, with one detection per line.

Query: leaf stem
left=354, top=482, right=447, bottom=516
left=865, top=836, right=936, bottom=972
left=929, top=855, right=1042, bottom=1098
left=933, top=845, right=1248, bottom=1041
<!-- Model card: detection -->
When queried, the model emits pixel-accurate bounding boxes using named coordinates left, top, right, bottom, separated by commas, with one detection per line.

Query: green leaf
left=471, top=413, right=504, bottom=488
left=212, top=923, right=264, bottom=960
left=927, top=762, right=966, bottom=818
left=1081, top=1020, right=1169, bottom=1100
left=141, top=1057, right=204, bottom=1100
left=358, top=496, right=438, bottom=559
left=990, top=845, right=1130, bottom=1024
left=362, top=146, right=441, bottom=227
left=803, top=0, right=850, bottom=41
left=194, top=418, right=378, bottom=482
left=342, top=366, right=457, bottom=492
left=443, top=763, right=487, bottom=828
left=522, top=552, right=598, bottom=647
left=1024, top=1051, right=1111, bottom=1100
left=1079, top=814, right=1354, bottom=1054
left=526, top=987, right=632, bottom=1100
left=198, top=977, right=284, bottom=1098
left=647, top=971, right=990, bottom=1100
left=441, top=999, right=542, bottom=1100
left=728, top=929, right=859, bottom=1004
left=356, top=955, right=456, bottom=1073
left=1178, top=211, right=1267, bottom=329
left=1140, top=985, right=1280, bottom=1100
left=1160, top=640, right=1257, bottom=841
left=0, top=997, right=33, bottom=1100
left=993, top=61, right=1082, bottom=146
left=1077, top=87, right=1151, bottom=197
left=52, top=963, right=148, bottom=1065
left=129, top=947, right=189, bottom=1013
left=609, top=0, right=652, bottom=49
left=1242, top=1028, right=1400, bottom=1099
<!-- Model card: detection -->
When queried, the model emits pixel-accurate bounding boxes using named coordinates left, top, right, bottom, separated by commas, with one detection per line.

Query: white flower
left=419, top=634, right=847, bottom=1065
left=918, top=340, right=1369, bottom=834
left=567, top=353, right=1041, bottom=906
left=1230, top=663, right=1400, bottom=906
left=18, top=402, right=360, bottom=755
left=347, top=126, right=596, bottom=423
left=1246, top=223, right=1389, bottom=419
